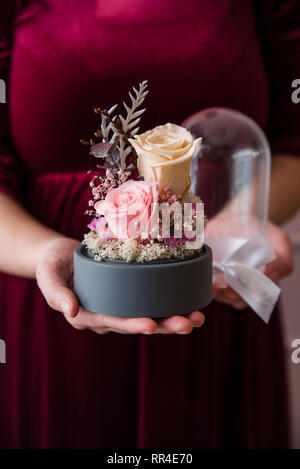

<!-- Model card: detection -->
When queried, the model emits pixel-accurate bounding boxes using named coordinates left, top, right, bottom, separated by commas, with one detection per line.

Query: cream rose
left=129, top=123, right=201, bottom=196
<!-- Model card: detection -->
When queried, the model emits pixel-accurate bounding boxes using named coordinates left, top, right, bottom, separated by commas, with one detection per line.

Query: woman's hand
left=212, top=221, right=294, bottom=309
left=36, top=237, right=205, bottom=334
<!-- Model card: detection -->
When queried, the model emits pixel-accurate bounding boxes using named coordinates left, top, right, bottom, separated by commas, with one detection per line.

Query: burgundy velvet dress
left=0, top=0, right=299, bottom=449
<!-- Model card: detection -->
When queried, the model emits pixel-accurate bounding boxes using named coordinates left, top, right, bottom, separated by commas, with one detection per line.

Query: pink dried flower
left=87, top=216, right=114, bottom=242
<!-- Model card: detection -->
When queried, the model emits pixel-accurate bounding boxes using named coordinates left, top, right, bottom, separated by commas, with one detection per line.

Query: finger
left=213, top=285, right=240, bottom=303
left=68, top=309, right=158, bottom=334
left=264, top=264, right=281, bottom=283
left=186, top=310, right=205, bottom=328
left=156, top=315, right=194, bottom=334
left=265, top=226, right=294, bottom=280
left=37, top=259, right=79, bottom=318
left=98, top=312, right=205, bottom=335
left=213, top=284, right=238, bottom=298
left=265, top=256, right=293, bottom=283
left=91, top=329, right=111, bottom=335
left=213, top=284, right=248, bottom=309
left=214, top=295, right=247, bottom=310
left=232, top=300, right=248, bottom=310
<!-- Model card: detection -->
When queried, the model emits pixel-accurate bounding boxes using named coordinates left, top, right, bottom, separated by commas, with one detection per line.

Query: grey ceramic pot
left=74, top=245, right=212, bottom=318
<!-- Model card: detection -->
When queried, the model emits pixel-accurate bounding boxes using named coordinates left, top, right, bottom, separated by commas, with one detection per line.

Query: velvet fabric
left=1, top=0, right=300, bottom=448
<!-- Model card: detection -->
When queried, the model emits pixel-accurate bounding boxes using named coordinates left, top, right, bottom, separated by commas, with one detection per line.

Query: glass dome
left=183, top=108, right=271, bottom=261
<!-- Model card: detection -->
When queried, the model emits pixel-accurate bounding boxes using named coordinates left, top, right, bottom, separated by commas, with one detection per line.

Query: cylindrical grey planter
left=74, top=245, right=212, bottom=318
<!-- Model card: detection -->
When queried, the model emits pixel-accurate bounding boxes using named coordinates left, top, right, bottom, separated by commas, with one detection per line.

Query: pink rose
left=94, top=180, right=159, bottom=240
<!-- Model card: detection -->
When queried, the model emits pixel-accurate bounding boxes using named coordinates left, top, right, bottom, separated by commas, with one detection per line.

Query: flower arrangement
left=81, top=81, right=204, bottom=263
left=74, top=82, right=212, bottom=318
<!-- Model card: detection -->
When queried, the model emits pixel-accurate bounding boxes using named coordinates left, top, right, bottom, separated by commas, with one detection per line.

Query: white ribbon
left=208, top=233, right=281, bottom=323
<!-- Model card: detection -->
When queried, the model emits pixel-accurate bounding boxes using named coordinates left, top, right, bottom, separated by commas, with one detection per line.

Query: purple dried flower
left=87, top=216, right=114, bottom=241
left=165, top=233, right=196, bottom=247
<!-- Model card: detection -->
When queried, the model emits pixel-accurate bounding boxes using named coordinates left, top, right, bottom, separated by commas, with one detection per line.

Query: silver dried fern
left=101, top=104, right=118, bottom=143
left=115, top=80, right=148, bottom=168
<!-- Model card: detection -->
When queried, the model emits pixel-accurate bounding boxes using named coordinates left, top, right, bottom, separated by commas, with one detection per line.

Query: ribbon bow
left=211, top=233, right=281, bottom=323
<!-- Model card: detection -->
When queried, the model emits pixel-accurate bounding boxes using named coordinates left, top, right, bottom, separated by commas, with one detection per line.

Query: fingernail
left=61, top=300, right=71, bottom=316
left=193, top=321, right=203, bottom=328
left=177, top=331, right=189, bottom=335
left=144, top=327, right=157, bottom=334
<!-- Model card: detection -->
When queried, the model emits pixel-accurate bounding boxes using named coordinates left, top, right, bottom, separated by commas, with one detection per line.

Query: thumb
left=36, top=259, right=79, bottom=318
left=264, top=229, right=294, bottom=282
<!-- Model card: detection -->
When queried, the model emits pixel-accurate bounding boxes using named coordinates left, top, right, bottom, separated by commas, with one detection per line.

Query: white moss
left=83, top=231, right=202, bottom=263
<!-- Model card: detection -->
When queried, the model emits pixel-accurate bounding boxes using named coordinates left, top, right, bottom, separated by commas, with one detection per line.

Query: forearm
left=269, top=154, right=300, bottom=225
left=0, top=192, right=64, bottom=278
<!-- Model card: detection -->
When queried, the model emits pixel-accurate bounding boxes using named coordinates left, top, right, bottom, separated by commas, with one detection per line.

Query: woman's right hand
left=36, top=237, right=205, bottom=335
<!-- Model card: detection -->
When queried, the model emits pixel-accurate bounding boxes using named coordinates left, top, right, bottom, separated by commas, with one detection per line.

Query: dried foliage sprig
left=100, top=104, right=118, bottom=143
left=90, top=137, right=120, bottom=169
left=120, top=81, right=148, bottom=133
left=82, top=81, right=148, bottom=171
left=100, top=110, right=139, bottom=170
left=80, top=104, right=118, bottom=148
left=91, top=103, right=118, bottom=144
left=111, top=80, right=148, bottom=168
left=81, top=81, right=148, bottom=214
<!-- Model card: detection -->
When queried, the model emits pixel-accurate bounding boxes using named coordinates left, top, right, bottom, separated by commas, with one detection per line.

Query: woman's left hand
left=213, top=221, right=294, bottom=309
